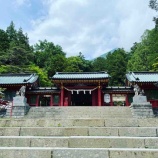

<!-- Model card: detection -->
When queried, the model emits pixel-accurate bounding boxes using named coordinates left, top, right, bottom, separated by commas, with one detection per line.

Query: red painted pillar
left=98, top=86, right=101, bottom=106
left=110, top=94, right=113, bottom=106
left=36, top=95, right=39, bottom=107
left=92, top=91, right=95, bottom=106
left=64, top=97, right=68, bottom=106
left=68, top=91, right=71, bottom=106
left=125, top=94, right=129, bottom=106
left=50, top=95, right=53, bottom=106
left=60, top=86, right=64, bottom=106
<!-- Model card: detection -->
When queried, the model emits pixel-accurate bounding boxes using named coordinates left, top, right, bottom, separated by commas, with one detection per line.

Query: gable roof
left=0, top=73, right=38, bottom=85
left=126, top=71, right=158, bottom=83
left=52, top=72, right=110, bottom=80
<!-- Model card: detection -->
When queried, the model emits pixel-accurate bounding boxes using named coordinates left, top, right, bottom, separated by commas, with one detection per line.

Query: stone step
left=26, top=106, right=133, bottom=118
left=26, top=114, right=132, bottom=118
left=0, top=147, right=52, bottom=158
left=1, top=118, right=158, bottom=127
left=0, top=147, right=158, bottom=158
left=0, top=127, right=157, bottom=137
left=0, top=136, right=68, bottom=148
left=68, top=136, right=158, bottom=148
left=0, top=136, right=158, bottom=148
left=28, top=107, right=131, bottom=113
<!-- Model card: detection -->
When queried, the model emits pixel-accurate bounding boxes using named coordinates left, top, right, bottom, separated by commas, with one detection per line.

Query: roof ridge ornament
left=23, top=74, right=34, bottom=82
left=131, top=72, right=139, bottom=81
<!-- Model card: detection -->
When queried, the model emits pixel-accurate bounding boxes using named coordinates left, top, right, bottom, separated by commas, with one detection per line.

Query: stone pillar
left=6, top=96, right=30, bottom=118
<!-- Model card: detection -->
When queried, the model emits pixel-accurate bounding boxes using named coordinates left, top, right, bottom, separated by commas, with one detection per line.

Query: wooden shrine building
left=126, top=71, right=158, bottom=108
left=0, top=71, right=158, bottom=107
left=0, top=73, right=39, bottom=101
left=0, top=73, right=60, bottom=107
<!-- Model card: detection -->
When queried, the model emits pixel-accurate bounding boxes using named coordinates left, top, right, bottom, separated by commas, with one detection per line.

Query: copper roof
left=52, top=72, right=110, bottom=80
left=126, top=71, right=158, bottom=83
left=0, top=73, right=38, bottom=85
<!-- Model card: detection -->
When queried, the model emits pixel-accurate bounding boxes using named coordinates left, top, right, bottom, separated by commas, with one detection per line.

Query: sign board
left=104, top=94, right=110, bottom=103
left=44, top=95, right=51, bottom=97
left=112, top=94, right=126, bottom=101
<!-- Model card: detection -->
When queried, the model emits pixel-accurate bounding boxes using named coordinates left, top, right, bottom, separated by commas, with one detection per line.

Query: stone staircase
left=26, top=106, right=133, bottom=118
left=0, top=106, right=158, bottom=158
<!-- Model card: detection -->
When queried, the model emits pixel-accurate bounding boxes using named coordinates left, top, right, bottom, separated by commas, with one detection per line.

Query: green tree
left=149, top=0, right=158, bottom=10
left=0, top=29, right=9, bottom=51
left=7, top=47, right=33, bottom=65
left=105, top=48, right=128, bottom=86
left=46, top=54, right=67, bottom=77
left=28, top=65, right=52, bottom=86
left=6, top=21, right=18, bottom=47
left=34, top=40, right=66, bottom=68
left=77, top=52, right=93, bottom=72
left=0, top=65, right=23, bottom=73
left=149, top=0, right=158, bottom=29
left=34, top=40, right=67, bottom=76
left=153, top=57, right=158, bottom=70
left=127, top=29, right=158, bottom=71
left=92, top=57, right=107, bottom=71
left=64, top=56, right=87, bottom=72
left=17, top=27, right=31, bottom=51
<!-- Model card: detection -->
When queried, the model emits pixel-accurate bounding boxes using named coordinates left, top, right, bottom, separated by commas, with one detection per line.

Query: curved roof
left=0, top=73, right=38, bottom=85
left=126, top=71, right=158, bottom=83
left=52, top=72, right=110, bottom=80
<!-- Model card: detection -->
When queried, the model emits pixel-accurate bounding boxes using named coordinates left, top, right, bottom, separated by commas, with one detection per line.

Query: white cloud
left=116, top=0, right=156, bottom=50
left=28, top=0, right=157, bottom=59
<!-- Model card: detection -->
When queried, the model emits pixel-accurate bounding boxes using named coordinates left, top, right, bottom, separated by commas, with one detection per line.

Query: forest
left=0, top=0, right=158, bottom=87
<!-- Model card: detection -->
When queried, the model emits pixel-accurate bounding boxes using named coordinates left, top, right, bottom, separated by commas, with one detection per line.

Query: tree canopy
left=105, top=49, right=128, bottom=86
left=127, top=29, right=158, bottom=71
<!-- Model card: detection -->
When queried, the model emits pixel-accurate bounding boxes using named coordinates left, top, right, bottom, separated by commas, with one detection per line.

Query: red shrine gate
left=60, top=86, right=101, bottom=106
left=52, top=72, right=110, bottom=106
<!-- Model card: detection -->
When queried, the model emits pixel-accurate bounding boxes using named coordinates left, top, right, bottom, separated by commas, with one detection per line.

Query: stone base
left=6, top=96, right=30, bottom=118
left=6, top=106, right=30, bottom=118
left=132, top=95, right=147, bottom=103
left=130, top=103, right=154, bottom=118
left=130, top=95, right=154, bottom=118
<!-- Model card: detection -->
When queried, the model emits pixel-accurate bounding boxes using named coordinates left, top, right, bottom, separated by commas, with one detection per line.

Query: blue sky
left=0, top=0, right=157, bottom=59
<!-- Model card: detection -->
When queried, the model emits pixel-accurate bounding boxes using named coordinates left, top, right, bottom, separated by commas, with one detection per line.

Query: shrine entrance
left=71, top=91, right=92, bottom=106
left=52, top=72, right=110, bottom=106
left=39, top=95, right=51, bottom=106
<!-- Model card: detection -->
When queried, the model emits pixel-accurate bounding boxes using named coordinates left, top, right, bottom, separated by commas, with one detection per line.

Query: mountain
left=92, top=48, right=118, bottom=60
